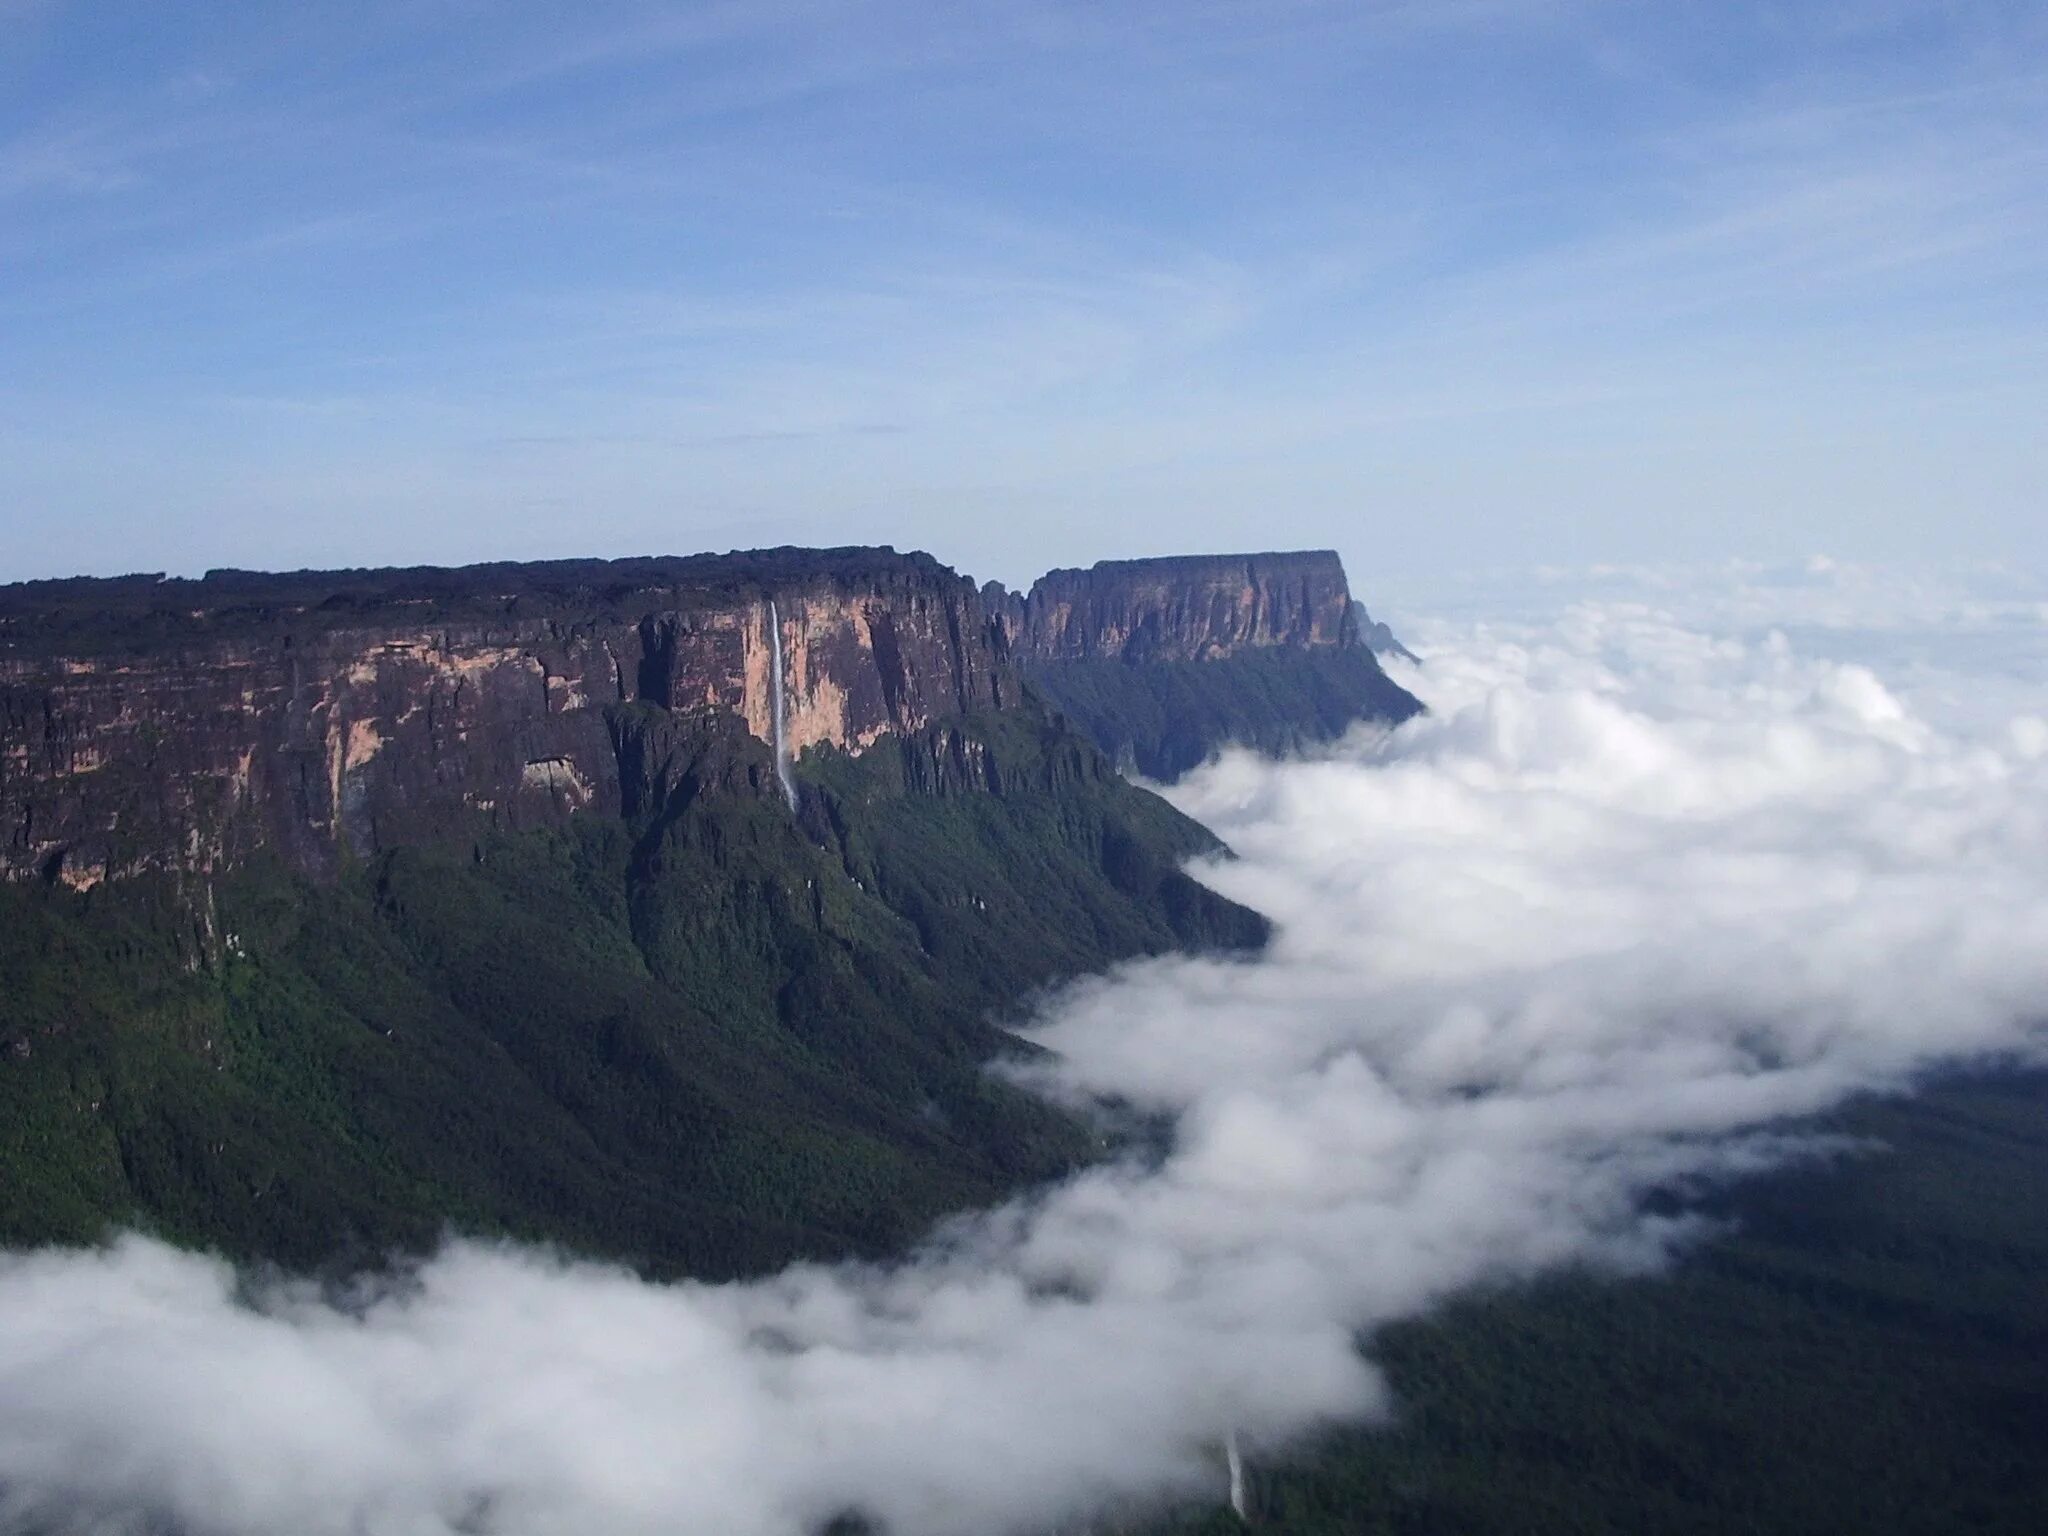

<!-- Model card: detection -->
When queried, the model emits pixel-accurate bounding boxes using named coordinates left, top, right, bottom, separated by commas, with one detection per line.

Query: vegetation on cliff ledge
left=0, top=710, right=1262, bottom=1278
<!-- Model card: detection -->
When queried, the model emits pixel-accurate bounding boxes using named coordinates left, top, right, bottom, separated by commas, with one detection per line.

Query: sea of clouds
left=4, top=561, right=2047, bottom=1536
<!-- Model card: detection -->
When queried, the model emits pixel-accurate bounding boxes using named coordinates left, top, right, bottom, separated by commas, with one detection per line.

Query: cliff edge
left=1, top=546, right=1265, bottom=1278
left=986, top=550, right=1422, bottom=780
left=0, top=548, right=1013, bottom=892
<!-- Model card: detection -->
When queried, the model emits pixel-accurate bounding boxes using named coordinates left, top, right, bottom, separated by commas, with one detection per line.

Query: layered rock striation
left=0, top=549, right=1013, bottom=888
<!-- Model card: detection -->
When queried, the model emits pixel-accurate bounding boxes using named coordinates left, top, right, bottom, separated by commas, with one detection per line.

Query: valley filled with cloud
left=5, top=562, right=2046, bottom=1536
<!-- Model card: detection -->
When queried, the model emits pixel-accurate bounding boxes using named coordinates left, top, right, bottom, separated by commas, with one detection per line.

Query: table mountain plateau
left=0, top=545, right=1413, bottom=1278
left=987, top=550, right=1421, bottom=780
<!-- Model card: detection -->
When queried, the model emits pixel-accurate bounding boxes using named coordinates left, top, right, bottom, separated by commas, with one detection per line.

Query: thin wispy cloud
left=1, top=2, right=2043, bottom=581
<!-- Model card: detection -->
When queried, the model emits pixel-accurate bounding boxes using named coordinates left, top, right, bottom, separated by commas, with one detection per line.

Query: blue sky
left=2, top=0, right=2043, bottom=590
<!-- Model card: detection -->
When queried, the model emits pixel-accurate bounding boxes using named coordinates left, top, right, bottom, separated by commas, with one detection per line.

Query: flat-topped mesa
left=988, top=549, right=1410, bottom=664
left=989, top=549, right=1422, bottom=782
left=0, top=548, right=1016, bottom=888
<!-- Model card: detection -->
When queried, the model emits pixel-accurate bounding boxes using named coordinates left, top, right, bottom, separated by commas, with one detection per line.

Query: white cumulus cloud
left=4, top=566, right=2047, bottom=1536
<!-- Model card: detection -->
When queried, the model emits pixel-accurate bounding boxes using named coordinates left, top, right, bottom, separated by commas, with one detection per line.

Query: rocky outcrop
left=988, top=550, right=1422, bottom=780
left=0, top=544, right=1426, bottom=885
left=0, top=549, right=1015, bottom=887
left=986, top=549, right=1412, bottom=664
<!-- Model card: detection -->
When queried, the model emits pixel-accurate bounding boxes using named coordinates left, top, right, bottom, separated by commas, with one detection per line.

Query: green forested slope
left=0, top=709, right=1262, bottom=1278
left=1161, top=1069, right=2048, bottom=1535
left=1024, top=647, right=1422, bottom=781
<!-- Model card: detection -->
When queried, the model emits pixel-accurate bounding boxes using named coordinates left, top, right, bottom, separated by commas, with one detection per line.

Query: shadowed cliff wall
left=985, top=549, right=1410, bottom=663
left=986, top=550, right=1422, bottom=779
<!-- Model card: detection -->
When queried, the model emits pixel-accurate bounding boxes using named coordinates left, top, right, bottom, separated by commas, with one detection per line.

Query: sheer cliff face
left=988, top=550, right=1424, bottom=782
left=992, top=550, right=1363, bottom=664
left=0, top=622, right=624, bottom=889
left=0, top=553, right=1011, bottom=887
left=727, top=582, right=1009, bottom=758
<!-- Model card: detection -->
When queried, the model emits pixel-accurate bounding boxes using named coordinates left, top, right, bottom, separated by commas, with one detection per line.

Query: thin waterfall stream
left=767, top=598, right=799, bottom=811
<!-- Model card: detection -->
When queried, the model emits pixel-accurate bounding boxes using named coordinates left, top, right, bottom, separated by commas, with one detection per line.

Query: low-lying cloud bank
left=5, top=564, right=2047, bottom=1536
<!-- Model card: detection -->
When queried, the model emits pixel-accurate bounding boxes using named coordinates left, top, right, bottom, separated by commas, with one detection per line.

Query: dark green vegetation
left=0, top=710, right=1261, bottom=1279
left=1025, top=647, right=1422, bottom=781
left=1163, top=1069, right=2048, bottom=1535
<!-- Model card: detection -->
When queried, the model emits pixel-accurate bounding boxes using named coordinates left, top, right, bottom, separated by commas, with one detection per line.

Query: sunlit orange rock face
left=986, top=550, right=1363, bottom=664
left=0, top=550, right=1013, bottom=887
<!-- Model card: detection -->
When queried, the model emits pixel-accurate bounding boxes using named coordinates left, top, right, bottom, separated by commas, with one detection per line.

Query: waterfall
left=1226, top=1430, right=1247, bottom=1523
left=767, top=599, right=798, bottom=811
